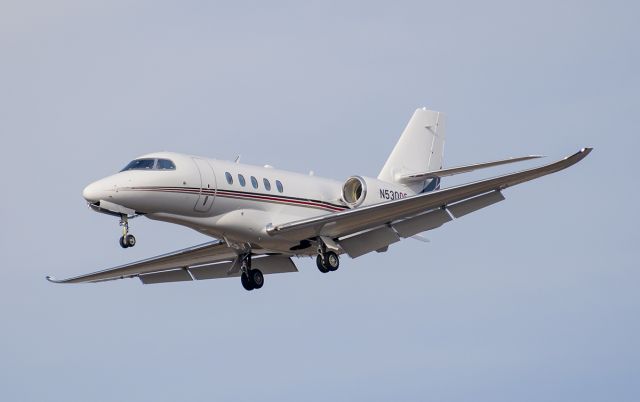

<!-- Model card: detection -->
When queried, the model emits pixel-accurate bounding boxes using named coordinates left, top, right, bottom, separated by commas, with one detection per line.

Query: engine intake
left=342, top=176, right=367, bottom=207
left=341, top=175, right=413, bottom=208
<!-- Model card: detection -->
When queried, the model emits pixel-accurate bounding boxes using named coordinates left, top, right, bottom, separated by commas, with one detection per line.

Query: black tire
left=119, top=236, right=128, bottom=248
left=125, top=234, right=136, bottom=247
left=249, top=269, right=264, bottom=289
left=325, top=251, right=339, bottom=271
left=316, top=255, right=329, bottom=273
left=241, top=273, right=254, bottom=291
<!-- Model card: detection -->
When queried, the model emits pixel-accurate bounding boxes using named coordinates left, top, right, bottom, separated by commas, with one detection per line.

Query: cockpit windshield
left=121, top=158, right=176, bottom=172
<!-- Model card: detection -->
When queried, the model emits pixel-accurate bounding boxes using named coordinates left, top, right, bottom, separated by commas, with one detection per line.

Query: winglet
left=563, top=147, right=592, bottom=163
left=573, top=147, right=593, bottom=159
left=46, top=276, right=64, bottom=284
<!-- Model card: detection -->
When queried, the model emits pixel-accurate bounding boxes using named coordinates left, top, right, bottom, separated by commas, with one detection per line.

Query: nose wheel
left=119, top=234, right=136, bottom=248
left=119, top=215, right=136, bottom=248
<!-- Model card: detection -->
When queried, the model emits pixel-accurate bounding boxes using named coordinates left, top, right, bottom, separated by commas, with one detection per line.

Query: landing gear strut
left=119, top=215, right=136, bottom=248
left=239, top=253, right=264, bottom=291
left=316, top=240, right=340, bottom=273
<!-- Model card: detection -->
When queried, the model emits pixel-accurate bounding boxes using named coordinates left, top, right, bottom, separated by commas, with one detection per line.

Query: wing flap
left=188, top=255, right=298, bottom=280
left=339, top=226, right=401, bottom=258
left=337, top=191, right=505, bottom=258
left=447, top=190, right=505, bottom=218
left=392, top=208, right=453, bottom=238
left=47, top=240, right=237, bottom=284
left=139, top=268, right=193, bottom=284
left=189, top=261, right=236, bottom=280
left=252, top=255, right=298, bottom=275
left=268, top=148, right=591, bottom=241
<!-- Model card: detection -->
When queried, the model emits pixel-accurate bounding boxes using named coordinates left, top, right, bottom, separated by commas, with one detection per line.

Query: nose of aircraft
left=83, top=177, right=118, bottom=203
left=82, top=181, right=102, bottom=203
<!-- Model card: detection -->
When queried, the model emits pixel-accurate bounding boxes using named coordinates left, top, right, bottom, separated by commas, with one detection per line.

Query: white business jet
left=47, top=108, right=591, bottom=291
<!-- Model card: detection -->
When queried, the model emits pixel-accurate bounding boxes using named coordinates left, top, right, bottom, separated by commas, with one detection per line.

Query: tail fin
left=378, top=108, right=446, bottom=193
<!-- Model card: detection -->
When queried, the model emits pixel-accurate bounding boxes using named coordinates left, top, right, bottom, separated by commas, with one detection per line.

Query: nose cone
left=82, top=182, right=101, bottom=203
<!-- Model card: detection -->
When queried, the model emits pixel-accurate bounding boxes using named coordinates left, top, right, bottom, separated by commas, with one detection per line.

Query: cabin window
left=276, top=180, right=284, bottom=193
left=156, top=159, right=176, bottom=170
left=238, top=174, right=246, bottom=187
left=263, top=178, right=271, bottom=191
left=250, top=176, right=258, bottom=189
left=225, top=172, right=233, bottom=185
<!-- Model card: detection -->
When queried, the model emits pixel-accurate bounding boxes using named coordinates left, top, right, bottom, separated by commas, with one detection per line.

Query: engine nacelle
left=341, top=176, right=414, bottom=208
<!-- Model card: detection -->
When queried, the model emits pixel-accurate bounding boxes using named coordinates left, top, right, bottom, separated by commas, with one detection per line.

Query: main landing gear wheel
left=249, top=269, right=264, bottom=289
left=316, top=255, right=329, bottom=273
left=241, top=272, right=253, bottom=291
left=316, top=251, right=340, bottom=273
left=239, top=252, right=264, bottom=291
left=241, top=269, right=264, bottom=291
left=325, top=251, right=339, bottom=271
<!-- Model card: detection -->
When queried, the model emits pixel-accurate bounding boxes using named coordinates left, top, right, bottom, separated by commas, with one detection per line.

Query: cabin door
left=192, top=158, right=216, bottom=212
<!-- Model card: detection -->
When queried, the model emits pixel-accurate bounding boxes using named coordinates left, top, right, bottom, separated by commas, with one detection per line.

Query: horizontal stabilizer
left=397, top=155, right=543, bottom=183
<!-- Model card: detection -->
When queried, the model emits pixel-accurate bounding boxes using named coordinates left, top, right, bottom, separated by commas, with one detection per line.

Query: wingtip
left=46, top=276, right=63, bottom=284
left=576, top=147, right=593, bottom=158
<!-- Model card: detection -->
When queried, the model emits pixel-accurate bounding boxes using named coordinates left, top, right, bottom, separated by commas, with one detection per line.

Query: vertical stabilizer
left=378, top=108, right=446, bottom=193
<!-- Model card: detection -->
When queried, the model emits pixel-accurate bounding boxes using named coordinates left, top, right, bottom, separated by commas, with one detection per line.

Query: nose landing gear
left=119, top=215, right=136, bottom=248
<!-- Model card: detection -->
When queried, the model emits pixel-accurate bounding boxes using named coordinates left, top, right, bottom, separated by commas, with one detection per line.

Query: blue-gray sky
left=1, top=1, right=638, bottom=401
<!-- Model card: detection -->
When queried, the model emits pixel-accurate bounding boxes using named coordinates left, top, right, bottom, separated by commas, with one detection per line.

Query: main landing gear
left=118, top=214, right=136, bottom=248
left=239, top=253, right=264, bottom=291
left=316, top=240, right=340, bottom=273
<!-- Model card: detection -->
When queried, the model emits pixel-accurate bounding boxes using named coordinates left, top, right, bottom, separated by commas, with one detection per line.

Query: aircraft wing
left=46, top=241, right=298, bottom=284
left=268, top=148, right=591, bottom=257
left=397, top=154, right=543, bottom=182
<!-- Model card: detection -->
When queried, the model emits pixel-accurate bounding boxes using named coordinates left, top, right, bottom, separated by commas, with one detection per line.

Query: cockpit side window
left=121, top=158, right=176, bottom=172
left=156, top=159, right=176, bottom=170
left=121, top=158, right=156, bottom=171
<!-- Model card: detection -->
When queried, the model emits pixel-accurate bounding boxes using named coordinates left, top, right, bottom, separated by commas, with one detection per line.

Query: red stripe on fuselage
left=127, top=186, right=347, bottom=212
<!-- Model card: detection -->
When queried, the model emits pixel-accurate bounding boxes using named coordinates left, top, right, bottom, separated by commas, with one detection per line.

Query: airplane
left=47, top=108, right=592, bottom=291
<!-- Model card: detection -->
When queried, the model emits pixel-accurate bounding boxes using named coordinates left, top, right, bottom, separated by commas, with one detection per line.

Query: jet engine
left=341, top=175, right=414, bottom=208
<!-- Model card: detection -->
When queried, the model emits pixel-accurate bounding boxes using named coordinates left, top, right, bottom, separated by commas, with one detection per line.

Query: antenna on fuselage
left=234, top=155, right=241, bottom=163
